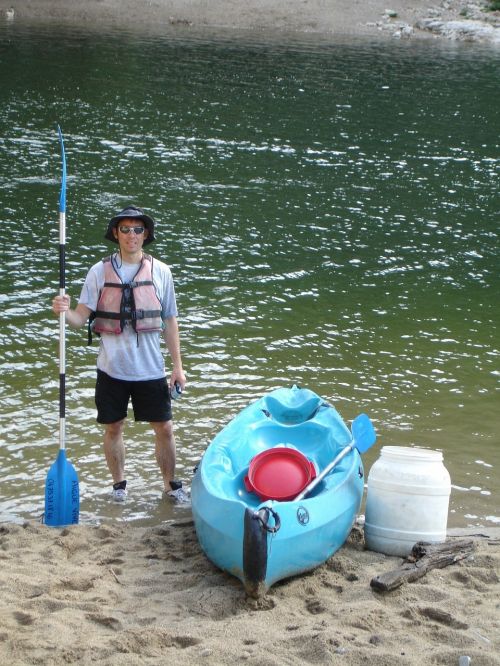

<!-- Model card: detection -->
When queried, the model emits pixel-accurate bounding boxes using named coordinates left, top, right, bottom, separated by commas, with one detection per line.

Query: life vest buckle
left=132, top=309, right=145, bottom=321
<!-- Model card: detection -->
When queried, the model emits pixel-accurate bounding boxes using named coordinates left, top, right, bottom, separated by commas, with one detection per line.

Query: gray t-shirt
left=79, top=253, right=178, bottom=381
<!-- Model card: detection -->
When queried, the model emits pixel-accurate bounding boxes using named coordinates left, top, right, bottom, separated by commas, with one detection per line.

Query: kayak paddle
left=294, top=413, right=376, bottom=501
left=44, top=126, right=79, bottom=527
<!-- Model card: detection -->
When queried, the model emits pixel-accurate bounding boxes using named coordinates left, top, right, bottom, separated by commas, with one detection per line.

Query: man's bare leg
left=151, top=420, right=176, bottom=492
left=103, top=419, right=126, bottom=483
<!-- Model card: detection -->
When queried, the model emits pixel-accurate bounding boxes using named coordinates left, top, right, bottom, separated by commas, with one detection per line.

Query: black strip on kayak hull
left=243, top=507, right=268, bottom=598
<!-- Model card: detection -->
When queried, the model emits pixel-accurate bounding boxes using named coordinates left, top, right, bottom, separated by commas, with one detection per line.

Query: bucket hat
left=105, top=205, right=156, bottom=245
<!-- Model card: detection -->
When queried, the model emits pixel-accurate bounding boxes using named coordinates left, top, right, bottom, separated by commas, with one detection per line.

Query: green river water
left=0, top=19, right=498, bottom=527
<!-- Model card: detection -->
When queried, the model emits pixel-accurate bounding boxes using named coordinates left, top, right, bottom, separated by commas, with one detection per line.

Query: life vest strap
left=131, top=309, right=162, bottom=321
left=94, top=310, right=122, bottom=320
left=101, top=280, right=155, bottom=289
left=94, top=309, right=162, bottom=321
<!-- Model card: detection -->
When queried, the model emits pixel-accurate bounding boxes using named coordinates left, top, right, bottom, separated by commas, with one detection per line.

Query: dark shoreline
left=1, top=0, right=499, bottom=43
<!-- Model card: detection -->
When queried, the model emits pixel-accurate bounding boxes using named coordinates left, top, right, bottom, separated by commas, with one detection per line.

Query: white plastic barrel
left=364, top=446, right=451, bottom=557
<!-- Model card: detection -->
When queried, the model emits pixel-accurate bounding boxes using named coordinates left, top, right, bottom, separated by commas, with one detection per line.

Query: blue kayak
left=192, top=385, right=374, bottom=597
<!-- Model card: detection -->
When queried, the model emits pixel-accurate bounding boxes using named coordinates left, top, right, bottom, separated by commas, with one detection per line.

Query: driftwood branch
left=370, top=539, right=475, bottom=592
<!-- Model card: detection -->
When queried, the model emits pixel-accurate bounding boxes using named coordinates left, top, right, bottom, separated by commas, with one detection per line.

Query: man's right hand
left=51, top=297, right=92, bottom=328
left=52, top=294, right=71, bottom=314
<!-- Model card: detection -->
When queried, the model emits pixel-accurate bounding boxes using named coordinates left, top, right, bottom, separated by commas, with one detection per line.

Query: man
left=52, top=205, right=187, bottom=503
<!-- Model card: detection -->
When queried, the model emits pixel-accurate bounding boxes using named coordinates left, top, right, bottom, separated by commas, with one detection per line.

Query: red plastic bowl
left=244, top=447, right=317, bottom=501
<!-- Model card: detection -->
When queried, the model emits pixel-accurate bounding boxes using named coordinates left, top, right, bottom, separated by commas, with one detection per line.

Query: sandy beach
left=1, top=518, right=499, bottom=665
left=1, top=0, right=499, bottom=42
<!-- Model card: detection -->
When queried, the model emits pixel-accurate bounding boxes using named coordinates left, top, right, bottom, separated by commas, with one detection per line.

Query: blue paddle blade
left=57, top=125, right=66, bottom=214
left=45, top=449, right=79, bottom=527
left=352, top=414, right=377, bottom=454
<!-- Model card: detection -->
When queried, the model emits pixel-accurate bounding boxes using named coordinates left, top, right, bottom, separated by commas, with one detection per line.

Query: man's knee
left=104, top=419, right=125, bottom=438
left=151, top=420, right=173, bottom=439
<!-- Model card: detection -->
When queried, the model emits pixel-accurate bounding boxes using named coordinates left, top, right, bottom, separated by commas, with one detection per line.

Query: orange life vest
left=92, top=254, right=163, bottom=335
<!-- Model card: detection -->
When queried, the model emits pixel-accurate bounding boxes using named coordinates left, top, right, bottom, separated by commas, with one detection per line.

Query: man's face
left=113, top=218, right=148, bottom=250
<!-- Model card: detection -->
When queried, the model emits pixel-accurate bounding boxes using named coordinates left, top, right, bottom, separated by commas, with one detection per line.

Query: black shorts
left=95, top=369, right=172, bottom=424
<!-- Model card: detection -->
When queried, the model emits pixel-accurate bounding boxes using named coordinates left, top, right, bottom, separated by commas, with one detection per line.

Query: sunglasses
left=118, top=226, right=145, bottom=235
